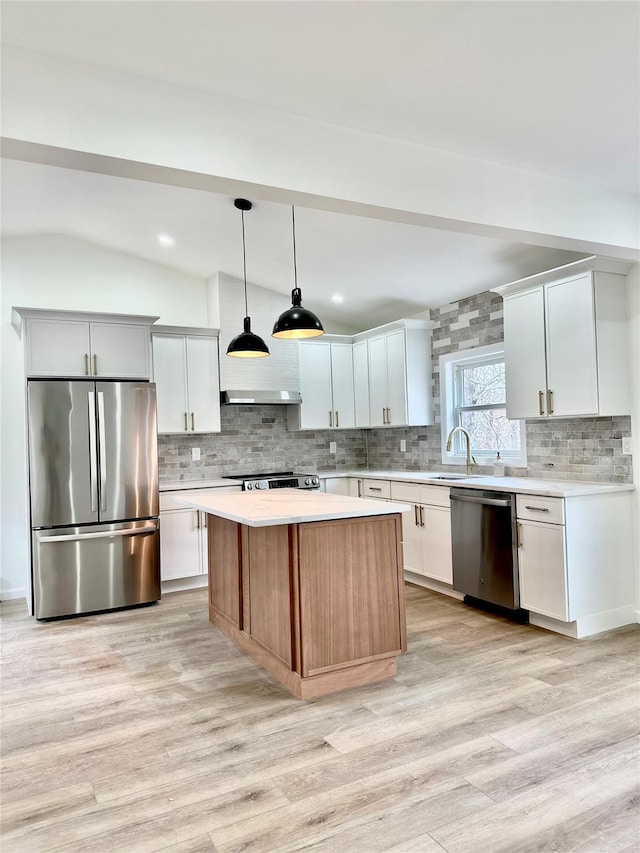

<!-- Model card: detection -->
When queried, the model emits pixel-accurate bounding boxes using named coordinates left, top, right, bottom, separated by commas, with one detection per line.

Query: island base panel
left=209, top=604, right=397, bottom=699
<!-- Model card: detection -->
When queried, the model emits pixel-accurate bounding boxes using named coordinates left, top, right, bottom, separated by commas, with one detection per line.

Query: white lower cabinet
left=391, top=481, right=452, bottom=584
left=323, top=477, right=351, bottom=496
left=159, top=486, right=240, bottom=583
left=516, top=492, right=635, bottom=635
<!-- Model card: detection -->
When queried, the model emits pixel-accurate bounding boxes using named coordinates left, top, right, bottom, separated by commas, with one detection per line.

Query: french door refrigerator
left=27, top=380, right=160, bottom=619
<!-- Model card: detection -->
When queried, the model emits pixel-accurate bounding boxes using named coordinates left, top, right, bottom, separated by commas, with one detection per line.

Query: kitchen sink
left=426, top=473, right=479, bottom=480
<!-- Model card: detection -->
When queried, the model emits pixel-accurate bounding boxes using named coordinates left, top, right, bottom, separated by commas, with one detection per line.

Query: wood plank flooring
left=1, top=585, right=639, bottom=852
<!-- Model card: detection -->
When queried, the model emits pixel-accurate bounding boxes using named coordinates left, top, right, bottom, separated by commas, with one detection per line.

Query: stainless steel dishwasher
left=449, top=488, right=527, bottom=619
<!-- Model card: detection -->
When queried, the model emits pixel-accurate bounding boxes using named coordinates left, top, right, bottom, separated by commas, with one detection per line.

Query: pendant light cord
left=241, top=209, right=249, bottom=318
left=292, top=205, right=298, bottom=289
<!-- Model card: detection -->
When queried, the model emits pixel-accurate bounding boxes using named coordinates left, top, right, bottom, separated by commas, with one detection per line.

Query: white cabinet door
left=160, top=509, right=203, bottom=580
left=385, top=330, right=408, bottom=426
left=90, top=323, right=150, bottom=379
left=323, top=478, right=350, bottom=496
left=545, top=274, right=598, bottom=417
left=186, top=335, right=221, bottom=434
left=153, top=334, right=189, bottom=434
left=298, top=342, right=333, bottom=429
left=503, top=288, right=547, bottom=419
left=401, top=504, right=424, bottom=576
left=518, top=520, right=568, bottom=620
left=368, top=335, right=387, bottom=427
left=421, top=505, right=453, bottom=584
left=26, top=319, right=92, bottom=377
left=353, top=340, right=370, bottom=427
left=330, top=343, right=355, bottom=429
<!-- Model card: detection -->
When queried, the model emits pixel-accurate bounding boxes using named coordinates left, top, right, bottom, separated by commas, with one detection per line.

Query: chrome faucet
left=446, top=426, right=477, bottom=475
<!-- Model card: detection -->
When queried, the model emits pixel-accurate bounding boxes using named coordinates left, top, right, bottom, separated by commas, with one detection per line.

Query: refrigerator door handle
left=97, top=391, right=107, bottom=512
left=37, top=524, right=158, bottom=544
left=88, top=391, right=98, bottom=512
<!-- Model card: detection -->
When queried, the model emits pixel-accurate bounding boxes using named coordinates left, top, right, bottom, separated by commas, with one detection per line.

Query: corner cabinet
left=288, top=339, right=355, bottom=430
left=13, top=308, right=157, bottom=379
left=359, top=320, right=433, bottom=427
left=493, top=258, right=631, bottom=419
left=152, top=328, right=221, bottom=434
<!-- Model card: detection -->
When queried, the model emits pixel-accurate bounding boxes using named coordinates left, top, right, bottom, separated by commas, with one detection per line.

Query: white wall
left=3, top=47, right=638, bottom=258
left=627, top=265, right=640, bottom=619
left=0, top=234, right=208, bottom=599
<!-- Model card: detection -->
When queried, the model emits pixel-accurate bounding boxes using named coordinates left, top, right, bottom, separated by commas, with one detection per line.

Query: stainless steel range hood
left=220, top=390, right=302, bottom=405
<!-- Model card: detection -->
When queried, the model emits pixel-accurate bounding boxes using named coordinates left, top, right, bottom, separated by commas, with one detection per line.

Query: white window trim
left=440, top=343, right=527, bottom=468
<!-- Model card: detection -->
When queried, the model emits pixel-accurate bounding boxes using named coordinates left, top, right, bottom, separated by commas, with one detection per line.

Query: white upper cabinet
left=20, top=311, right=154, bottom=379
left=495, top=258, right=631, bottom=420
left=364, top=322, right=432, bottom=427
left=152, top=331, right=220, bottom=434
left=290, top=340, right=355, bottom=430
left=352, top=340, right=370, bottom=427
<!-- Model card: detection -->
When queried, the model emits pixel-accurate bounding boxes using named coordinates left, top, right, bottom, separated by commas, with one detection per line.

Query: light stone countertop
left=160, top=478, right=239, bottom=492
left=317, top=469, right=634, bottom=498
left=175, top=488, right=411, bottom=527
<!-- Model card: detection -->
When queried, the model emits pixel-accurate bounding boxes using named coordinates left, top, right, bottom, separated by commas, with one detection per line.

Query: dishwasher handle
left=450, top=493, right=512, bottom=508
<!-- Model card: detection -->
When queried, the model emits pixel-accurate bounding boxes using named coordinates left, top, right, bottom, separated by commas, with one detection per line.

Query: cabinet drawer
left=390, top=481, right=420, bottom=502
left=419, top=485, right=450, bottom=507
left=363, top=479, right=391, bottom=499
left=516, top=495, right=564, bottom=524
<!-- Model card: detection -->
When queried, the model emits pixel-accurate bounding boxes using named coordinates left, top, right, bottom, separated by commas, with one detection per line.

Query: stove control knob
left=312, top=476, right=319, bottom=486
left=255, top=481, right=265, bottom=490
left=246, top=482, right=252, bottom=490
left=305, top=478, right=311, bottom=486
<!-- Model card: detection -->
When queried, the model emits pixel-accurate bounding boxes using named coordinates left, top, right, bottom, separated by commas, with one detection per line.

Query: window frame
left=440, top=343, right=527, bottom=468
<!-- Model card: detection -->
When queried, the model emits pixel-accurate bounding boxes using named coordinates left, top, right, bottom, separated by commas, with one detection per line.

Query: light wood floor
left=1, top=585, right=639, bottom=852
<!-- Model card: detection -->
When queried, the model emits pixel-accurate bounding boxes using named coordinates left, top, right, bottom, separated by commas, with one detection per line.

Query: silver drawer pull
left=525, top=505, right=550, bottom=512
left=369, top=486, right=382, bottom=492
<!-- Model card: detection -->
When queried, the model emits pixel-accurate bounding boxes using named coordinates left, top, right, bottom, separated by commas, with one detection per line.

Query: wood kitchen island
left=177, top=490, right=409, bottom=699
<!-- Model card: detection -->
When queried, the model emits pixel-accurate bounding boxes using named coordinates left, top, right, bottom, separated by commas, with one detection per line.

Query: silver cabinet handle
left=357, top=480, right=362, bottom=498
left=88, top=391, right=98, bottom=512
left=547, top=389, right=554, bottom=415
left=184, top=412, right=188, bottom=431
left=335, top=410, right=339, bottom=428
left=419, top=505, right=425, bottom=527
left=97, top=391, right=107, bottom=511
left=196, top=511, right=200, bottom=530
left=93, top=354, right=98, bottom=375
left=369, top=486, right=382, bottom=492
left=517, top=522, right=523, bottom=548
left=524, top=505, right=550, bottom=512
left=414, top=504, right=419, bottom=526
left=84, top=353, right=90, bottom=376
left=386, top=407, right=391, bottom=424
left=191, top=412, right=195, bottom=431
left=538, top=390, right=545, bottom=416
left=329, top=410, right=333, bottom=427
left=382, top=407, right=386, bottom=425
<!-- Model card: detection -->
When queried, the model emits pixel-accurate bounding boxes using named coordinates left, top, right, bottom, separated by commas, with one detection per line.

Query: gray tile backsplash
left=159, top=290, right=633, bottom=484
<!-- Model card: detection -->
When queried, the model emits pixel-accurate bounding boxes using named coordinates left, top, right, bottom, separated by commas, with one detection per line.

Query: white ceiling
left=1, top=1, right=635, bottom=330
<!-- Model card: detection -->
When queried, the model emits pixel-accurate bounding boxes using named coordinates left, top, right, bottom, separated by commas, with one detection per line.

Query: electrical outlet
left=329, top=441, right=337, bottom=454
left=191, top=447, right=201, bottom=461
left=622, top=437, right=633, bottom=455
left=400, top=440, right=406, bottom=452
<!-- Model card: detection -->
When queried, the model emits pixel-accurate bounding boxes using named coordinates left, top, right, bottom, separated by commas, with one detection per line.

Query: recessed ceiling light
left=157, top=233, right=175, bottom=247
left=331, top=294, right=344, bottom=304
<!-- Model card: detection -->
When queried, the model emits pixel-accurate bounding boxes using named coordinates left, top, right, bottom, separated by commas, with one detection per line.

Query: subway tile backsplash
left=158, top=290, right=633, bottom=484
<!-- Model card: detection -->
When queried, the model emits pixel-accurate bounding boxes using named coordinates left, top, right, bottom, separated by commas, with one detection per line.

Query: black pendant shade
left=227, top=199, right=270, bottom=359
left=272, top=207, right=325, bottom=340
left=226, top=316, right=270, bottom=358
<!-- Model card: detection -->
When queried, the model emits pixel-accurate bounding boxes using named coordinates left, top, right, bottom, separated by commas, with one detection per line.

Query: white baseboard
left=161, top=575, right=207, bottom=595
left=530, top=606, right=636, bottom=639
left=404, top=572, right=464, bottom=600
left=0, top=588, right=28, bottom=602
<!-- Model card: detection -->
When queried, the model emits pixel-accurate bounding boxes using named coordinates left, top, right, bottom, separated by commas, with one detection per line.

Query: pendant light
left=226, top=199, right=270, bottom=358
left=272, top=206, right=325, bottom=339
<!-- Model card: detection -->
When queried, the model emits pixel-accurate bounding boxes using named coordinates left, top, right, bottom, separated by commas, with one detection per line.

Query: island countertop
left=176, top=488, right=410, bottom=527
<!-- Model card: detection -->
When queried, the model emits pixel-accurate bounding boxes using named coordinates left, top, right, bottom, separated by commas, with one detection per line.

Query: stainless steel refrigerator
left=27, top=380, right=160, bottom=619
